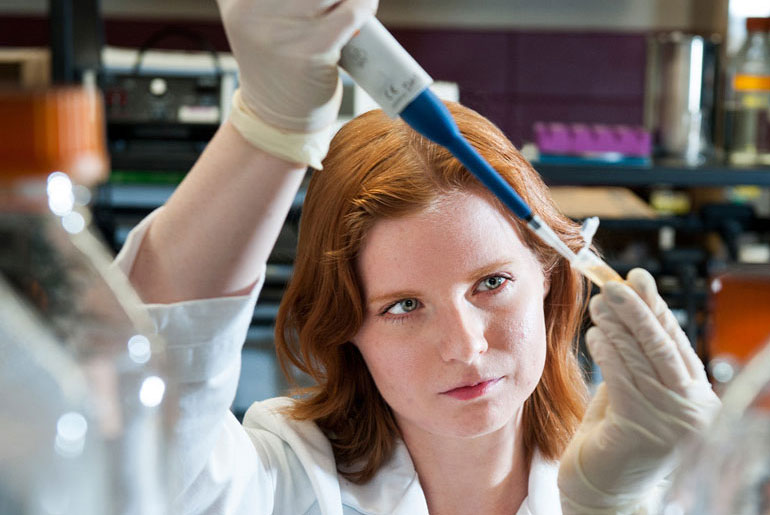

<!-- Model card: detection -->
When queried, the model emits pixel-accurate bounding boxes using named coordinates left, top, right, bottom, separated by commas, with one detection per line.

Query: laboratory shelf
left=534, top=162, right=770, bottom=187
left=93, top=182, right=306, bottom=211
left=95, top=183, right=177, bottom=209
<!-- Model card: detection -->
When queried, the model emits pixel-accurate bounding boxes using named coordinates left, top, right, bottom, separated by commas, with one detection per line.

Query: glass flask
left=723, top=17, right=770, bottom=166
left=0, top=277, right=106, bottom=514
left=0, top=88, right=169, bottom=514
left=662, top=266, right=770, bottom=515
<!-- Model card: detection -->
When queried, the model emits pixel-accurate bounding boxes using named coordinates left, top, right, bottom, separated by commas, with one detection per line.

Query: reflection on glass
left=3, top=171, right=171, bottom=512
left=46, top=172, right=75, bottom=216
left=54, top=412, right=88, bottom=458
left=139, top=377, right=166, bottom=408
left=127, top=335, right=152, bottom=364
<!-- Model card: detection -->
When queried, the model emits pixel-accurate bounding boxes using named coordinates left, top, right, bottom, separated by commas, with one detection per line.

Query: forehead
left=356, top=190, right=541, bottom=287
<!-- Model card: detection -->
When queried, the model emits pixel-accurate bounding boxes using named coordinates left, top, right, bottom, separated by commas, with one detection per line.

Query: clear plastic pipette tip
left=527, top=215, right=622, bottom=288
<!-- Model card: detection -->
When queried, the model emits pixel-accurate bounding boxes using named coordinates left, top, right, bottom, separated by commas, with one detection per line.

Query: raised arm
left=128, top=0, right=377, bottom=304
left=129, top=124, right=305, bottom=303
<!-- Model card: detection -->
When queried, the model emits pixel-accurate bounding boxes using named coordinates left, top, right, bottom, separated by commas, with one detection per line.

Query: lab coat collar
left=247, top=397, right=561, bottom=515
left=339, top=439, right=429, bottom=515
left=246, top=397, right=345, bottom=515
left=247, top=398, right=426, bottom=515
left=520, top=448, right=562, bottom=514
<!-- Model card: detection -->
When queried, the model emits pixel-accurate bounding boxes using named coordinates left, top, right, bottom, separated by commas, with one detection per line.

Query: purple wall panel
left=389, top=28, right=647, bottom=146
left=390, top=29, right=511, bottom=94
left=0, top=15, right=648, bottom=146
left=510, top=32, right=646, bottom=98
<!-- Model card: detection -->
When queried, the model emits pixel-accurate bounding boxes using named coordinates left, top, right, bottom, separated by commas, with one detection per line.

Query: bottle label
left=733, top=74, right=770, bottom=92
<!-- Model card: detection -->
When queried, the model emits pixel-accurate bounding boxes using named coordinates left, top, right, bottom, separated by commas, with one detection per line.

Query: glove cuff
left=229, top=88, right=333, bottom=170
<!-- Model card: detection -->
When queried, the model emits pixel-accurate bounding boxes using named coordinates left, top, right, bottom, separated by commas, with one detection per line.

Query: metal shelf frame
left=535, top=162, right=770, bottom=187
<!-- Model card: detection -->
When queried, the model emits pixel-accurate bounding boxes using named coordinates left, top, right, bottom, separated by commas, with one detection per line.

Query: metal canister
left=644, top=32, right=721, bottom=164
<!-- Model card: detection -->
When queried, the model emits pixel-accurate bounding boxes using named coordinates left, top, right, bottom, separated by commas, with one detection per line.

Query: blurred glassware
left=723, top=17, right=770, bottom=166
left=662, top=337, right=770, bottom=515
left=645, top=32, right=721, bottom=165
left=0, top=87, right=169, bottom=514
left=0, top=277, right=106, bottom=514
left=662, top=265, right=770, bottom=515
left=707, top=265, right=770, bottom=375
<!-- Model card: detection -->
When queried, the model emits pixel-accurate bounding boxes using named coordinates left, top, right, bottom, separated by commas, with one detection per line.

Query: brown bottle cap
left=746, top=17, right=770, bottom=32
left=0, top=87, right=109, bottom=187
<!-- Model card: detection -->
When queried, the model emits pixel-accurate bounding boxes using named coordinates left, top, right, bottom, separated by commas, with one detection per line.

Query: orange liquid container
left=663, top=266, right=770, bottom=514
left=708, top=264, right=770, bottom=364
left=0, top=88, right=169, bottom=514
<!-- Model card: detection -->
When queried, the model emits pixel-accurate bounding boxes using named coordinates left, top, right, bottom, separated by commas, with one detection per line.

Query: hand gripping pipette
left=339, top=19, right=622, bottom=287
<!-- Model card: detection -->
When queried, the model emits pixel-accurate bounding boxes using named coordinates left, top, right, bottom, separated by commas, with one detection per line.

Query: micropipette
left=339, top=19, right=622, bottom=287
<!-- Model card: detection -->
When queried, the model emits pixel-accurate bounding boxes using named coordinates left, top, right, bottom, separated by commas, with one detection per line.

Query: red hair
left=274, top=102, right=589, bottom=483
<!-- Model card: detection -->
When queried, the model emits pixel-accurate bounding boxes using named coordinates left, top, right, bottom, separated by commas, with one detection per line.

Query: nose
left=437, top=302, right=488, bottom=364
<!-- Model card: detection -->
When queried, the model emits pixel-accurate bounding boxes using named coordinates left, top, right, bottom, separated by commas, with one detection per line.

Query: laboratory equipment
left=663, top=338, right=770, bottom=514
left=723, top=17, right=770, bottom=166
left=708, top=265, right=770, bottom=375
left=534, top=122, right=651, bottom=166
left=644, top=32, right=720, bottom=165
left=661, top=265, right=770, bottom=514
left=0, top=87, right=169, bottom=514
left=339, top=19, right=622, bottom=287
left=0, top=278, right=106, bottom=514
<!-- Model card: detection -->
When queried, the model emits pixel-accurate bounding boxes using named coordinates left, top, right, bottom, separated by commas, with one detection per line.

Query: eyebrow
left=365, top=259, right=517, bottom=309
left=467, top=260, right=517, bottom=283
left=367, top=289, right=422, bottom=310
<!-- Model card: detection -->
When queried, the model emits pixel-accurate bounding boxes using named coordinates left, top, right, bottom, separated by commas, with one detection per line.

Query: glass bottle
left=724, top=17, right=770, bottom=166
left=0, top=277, right=106, bottom=514
left=662, top=267, right=770, bottom=514
left=0, top=88, right=169, bottom=514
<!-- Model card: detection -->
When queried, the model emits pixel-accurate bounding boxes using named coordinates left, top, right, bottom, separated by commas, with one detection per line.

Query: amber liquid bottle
left=0, top=88, right=169, bottom=514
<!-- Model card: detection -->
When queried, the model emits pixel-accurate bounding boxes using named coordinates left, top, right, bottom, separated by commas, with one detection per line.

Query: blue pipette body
left=399, top=89, right=534, bottom=222
left=339, top=18, right=621, bottom=286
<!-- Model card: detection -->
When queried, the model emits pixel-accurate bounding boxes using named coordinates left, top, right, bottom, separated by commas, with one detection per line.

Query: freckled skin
left=353, top=190, right=549, bottom=440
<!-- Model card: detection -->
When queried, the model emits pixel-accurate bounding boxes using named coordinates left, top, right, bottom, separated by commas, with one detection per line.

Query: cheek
left=353, top=324, right=430, bottom=403
left=493, top=297, right=548, bottom=384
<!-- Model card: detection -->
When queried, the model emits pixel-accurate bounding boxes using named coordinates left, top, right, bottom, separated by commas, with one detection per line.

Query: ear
left=542, top=270, right=551, bottom=299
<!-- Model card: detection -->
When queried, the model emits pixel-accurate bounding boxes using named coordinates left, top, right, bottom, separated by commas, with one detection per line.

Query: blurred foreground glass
left=663, top=265, right=770, bottom=514
left=0, top=88, right=169, bottom=514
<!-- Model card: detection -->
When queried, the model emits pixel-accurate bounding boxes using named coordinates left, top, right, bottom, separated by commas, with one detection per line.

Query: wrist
left=228, top=88, right=336, bottom=169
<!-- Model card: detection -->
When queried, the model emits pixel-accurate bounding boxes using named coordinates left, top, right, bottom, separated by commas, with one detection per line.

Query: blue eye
left=385, top=298, right=420, bottom=315
left=477, top=276, right=507, bottom=292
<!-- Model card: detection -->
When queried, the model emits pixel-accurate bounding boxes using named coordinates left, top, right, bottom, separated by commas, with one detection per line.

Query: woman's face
left=353, top=190, right=549, bottom=440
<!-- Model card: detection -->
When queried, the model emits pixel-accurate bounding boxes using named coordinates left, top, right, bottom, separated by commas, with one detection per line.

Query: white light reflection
left=139, top=376, right=165, bottom=407
left=46, top=172, right=75, bottom=216
left=54, top=411, right=88, bottom=458
left=711, top=359, right=736, bottom=384
left=72, top=184, right=92, bottom=206
left=61, top=211, right=86, bottom=234
left=128, top=334, right=152, bottom=364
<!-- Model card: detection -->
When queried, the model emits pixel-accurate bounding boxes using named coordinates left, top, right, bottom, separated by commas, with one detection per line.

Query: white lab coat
left=113, top=209, right=564, bottom=515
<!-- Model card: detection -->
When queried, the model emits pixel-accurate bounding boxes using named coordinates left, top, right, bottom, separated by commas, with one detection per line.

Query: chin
left=443, top=400, right=518, bottom=439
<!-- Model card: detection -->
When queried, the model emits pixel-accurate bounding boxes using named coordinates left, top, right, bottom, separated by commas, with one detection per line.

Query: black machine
left=102, top=27, right=237, bottom=172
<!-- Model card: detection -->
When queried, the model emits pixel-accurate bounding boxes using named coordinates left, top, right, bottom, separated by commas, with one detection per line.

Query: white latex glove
left=217, top=0, right=377, bottom=167
left=558, top=268, right=721, bottom=514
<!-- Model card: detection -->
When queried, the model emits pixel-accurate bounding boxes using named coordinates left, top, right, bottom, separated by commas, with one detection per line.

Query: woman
left=120, top=0, right=720, bottom=512
left=272, top=104, right=586, bottom=506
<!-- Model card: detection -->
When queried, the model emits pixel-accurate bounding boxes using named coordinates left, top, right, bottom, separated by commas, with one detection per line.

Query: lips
left=441, top=377, right=503, bottom=401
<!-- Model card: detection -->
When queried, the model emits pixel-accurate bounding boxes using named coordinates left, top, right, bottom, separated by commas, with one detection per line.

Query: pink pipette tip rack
left=534, top=122, right=651, bottom=157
